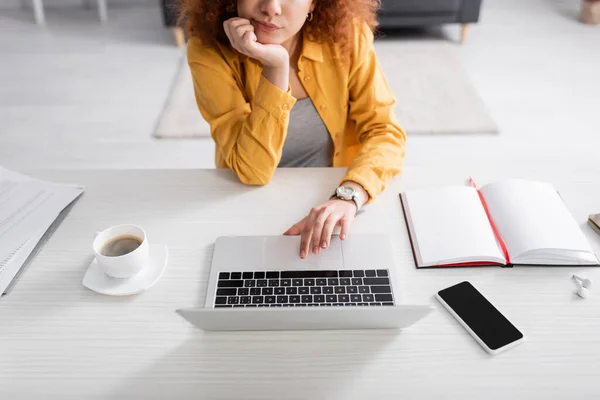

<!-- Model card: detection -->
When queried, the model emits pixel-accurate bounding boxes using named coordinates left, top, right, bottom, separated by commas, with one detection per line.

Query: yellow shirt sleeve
left=342, top=23, right=407, bottom=203
left=187, top=39, right=296, bottom=185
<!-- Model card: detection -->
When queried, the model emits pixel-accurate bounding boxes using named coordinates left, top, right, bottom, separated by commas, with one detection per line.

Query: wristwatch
left=332, top=185, right=365, bottom=213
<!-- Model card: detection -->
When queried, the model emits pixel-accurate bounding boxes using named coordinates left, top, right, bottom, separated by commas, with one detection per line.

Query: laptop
left=176, top=234, right=433, bottom=331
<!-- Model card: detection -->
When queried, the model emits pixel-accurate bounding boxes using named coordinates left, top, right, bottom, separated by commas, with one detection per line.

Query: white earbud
left=573, top=275, right=592, bottom=299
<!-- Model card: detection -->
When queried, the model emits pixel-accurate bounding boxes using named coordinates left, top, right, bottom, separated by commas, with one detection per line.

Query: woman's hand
left=223, top=18, right=289, bottom=68
left=284, top=199, right=357, bottom=259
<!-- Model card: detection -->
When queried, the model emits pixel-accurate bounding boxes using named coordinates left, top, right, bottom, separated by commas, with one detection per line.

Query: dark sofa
left=377, top=0, right=483, bottom=43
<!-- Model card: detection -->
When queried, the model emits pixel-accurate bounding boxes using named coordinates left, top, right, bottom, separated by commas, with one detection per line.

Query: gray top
left=278, top=97, right=333, bottom=168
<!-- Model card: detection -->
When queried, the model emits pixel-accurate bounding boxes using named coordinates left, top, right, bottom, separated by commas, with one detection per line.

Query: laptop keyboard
left=214, top=270, right=394, bottom=308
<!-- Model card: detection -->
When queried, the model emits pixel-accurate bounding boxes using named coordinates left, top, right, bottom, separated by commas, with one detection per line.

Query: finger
left=300, top=209, right=318, bottom=258
left=312, top=207, right=331, bottom=255
left=321, top=213, right=340, bottom=249
left=340, top=216, right=353, bottom=240
left=284, top=221, right=303, bottom=236
left=241, top=30, right=258, bottom=55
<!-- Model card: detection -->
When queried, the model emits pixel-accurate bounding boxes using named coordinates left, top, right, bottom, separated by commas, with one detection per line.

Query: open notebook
left=399, top=179, right=599, bottom=268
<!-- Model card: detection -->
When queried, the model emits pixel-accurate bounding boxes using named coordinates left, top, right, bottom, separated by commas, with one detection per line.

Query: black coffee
left=100, top=235, right=142, bottom=257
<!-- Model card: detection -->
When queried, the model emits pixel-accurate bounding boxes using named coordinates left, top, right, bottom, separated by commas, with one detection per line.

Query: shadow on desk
left=112, top=330, right=398, bottom=399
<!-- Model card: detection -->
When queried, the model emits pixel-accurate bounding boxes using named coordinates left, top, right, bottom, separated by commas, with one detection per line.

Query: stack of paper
left=0, top=167, right=84, bottom=295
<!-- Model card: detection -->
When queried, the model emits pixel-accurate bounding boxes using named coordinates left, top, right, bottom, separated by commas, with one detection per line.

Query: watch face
left=337, top=186, right=355, bottom=198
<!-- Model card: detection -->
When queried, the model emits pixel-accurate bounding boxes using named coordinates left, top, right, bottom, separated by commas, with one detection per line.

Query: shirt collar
left=300, top=29, right=324, bottom=63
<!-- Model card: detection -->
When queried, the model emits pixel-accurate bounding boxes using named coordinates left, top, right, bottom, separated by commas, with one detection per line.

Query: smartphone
left=436, top=281, right=524, bottom=355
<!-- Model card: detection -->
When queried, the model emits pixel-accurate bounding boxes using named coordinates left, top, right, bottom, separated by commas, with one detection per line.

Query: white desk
left=2, top=166, right=600, bottom=399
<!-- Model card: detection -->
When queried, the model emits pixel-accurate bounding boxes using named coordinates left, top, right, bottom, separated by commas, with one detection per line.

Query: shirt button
left=304, top=76, right=311, bottom=81
left=320, top=104, right=326, bottom=111
left=335, top=151, right=340, bottom=156
left=282, top=104, right=289, bottom=110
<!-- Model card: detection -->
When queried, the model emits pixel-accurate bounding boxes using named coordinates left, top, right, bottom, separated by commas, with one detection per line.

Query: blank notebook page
left=403, top=186, right=504, bottom=266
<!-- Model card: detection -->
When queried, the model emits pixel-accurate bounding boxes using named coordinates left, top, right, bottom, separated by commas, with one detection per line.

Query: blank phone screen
left=438, top=281, right=523, bottom=350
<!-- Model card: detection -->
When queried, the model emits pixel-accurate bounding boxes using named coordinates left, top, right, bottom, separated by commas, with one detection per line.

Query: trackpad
left=263, top=236, right=343, bottom=270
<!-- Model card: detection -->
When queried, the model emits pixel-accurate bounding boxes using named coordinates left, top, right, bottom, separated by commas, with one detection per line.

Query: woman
left=179, top=0, right=406, bottom=258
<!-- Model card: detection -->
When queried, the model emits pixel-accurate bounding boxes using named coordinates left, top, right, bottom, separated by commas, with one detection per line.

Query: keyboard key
left=316, top=279, right=327, bottom=286
left=219, top=272, right=230, bottom=280
left=281, top=279, right=292, bottom=287
left=340, top=278, right=351, bottom=286
left=295, top=304, right=307, bottom=307
left=234, top=305, right=244, bottom=308
left=238, top=288, right=249, bottom=296
left=265, top=296, right=276, bottom=304
left=353, top=270, right=365, bottom=277
left=269, top=279, right=279, bottom=287
left=271, top=304, right=282, bottom=307
left=304, top=279, right=315, bottom=286
left=257, top=280, right=268, bottom=287
left=259, top=304, right=269, bottom=307
left=335, top=286, right=346, bottom=294
left=262, top=287, right=273, bottom=295
left=290, top=295, right=301, bottom=303
left=277, top=296, right=288, bottom=303
left=314, top=295, right=325, bottom=303
left=326, top=295, right=337, bottom=303
left=240, top=296, right=251, bottom=304
left=231, top=272, right=242, bottom=279
left=274, top=287, right=285, bottom=295
left=301, top=295, right=312, bottom=303
left=266, top=271, right=279, bottom=279
left=359, top=286, right=370, bottom=293
left=281, top=270, right=338, bottom=278
left=328, top=278, right=339, bottom=286
left=286, top=287, right=298, bottom=295
left=382, top=302, right=394, bottom=306
left=227, top=297, right=239, bottom=305
left=375, top=294, right=394, bottom=302
left=363, top=294, right=374, bottom=302
left=363, top=277, right=390, bottom=285
left=332, top=303, right=342, bottom=306
left=351, top=278, right=362, bottom=285
left=310, top=287, right=322, bottom=294
left=246, top=304, right=257, bottom=307
left=323, top=287, right=334, bottom=294
left=348, top=303, right=357, bottom=306
left=252, top=296, right=264, bottom=304
left=215, top=296, right=227, bottom=305
left=320, top=303, right=331, bottom=306
left=216, top=288, right=236, bottom=296
left=338, top=294, right=350, bottom=303
left=283, top=304, right=294, bottom=307
left=377, top=270, right=388, bottom=277
left=215, top=305, right=232, bottom=308
left=350, top=294, right=362, bottom=302
left=245, top=280, right=256, bottom=287
left=254, top=272, right=265, bottom=279
left=242, top=272, right=253, bottom=279
left=292, top=279, right=303, bottom=286
left=369, top=302, right=381, bottom=306
left=365, top=270, right=376, bottom=277
left=347, top=286, right=358, bottom=294
left=339, top=270, right=353, bottom=277
left=308, top=304, right=319, bottom=307
left=370, top=286, right=392, bottom=294
left=218, top=280, right=244, bottom=288
left=299, top=287, right=309, bottom=295
left=250, top=288, right=261, bottom=296
left=357, top=303, right=368, bottom=306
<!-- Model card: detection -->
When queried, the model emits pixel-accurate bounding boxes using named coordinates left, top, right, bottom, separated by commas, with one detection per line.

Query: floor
left=0, top=0, right=599, bottom=172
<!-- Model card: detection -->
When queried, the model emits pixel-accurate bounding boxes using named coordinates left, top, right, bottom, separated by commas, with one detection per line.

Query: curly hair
left=177, top=0, right=381, bottom=62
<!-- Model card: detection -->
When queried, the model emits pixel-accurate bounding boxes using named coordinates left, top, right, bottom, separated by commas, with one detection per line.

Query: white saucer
left=82, top=245, right=168, bottom=296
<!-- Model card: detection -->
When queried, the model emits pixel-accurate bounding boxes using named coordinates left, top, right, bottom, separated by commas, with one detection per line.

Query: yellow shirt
left=187, top=22, right=406, bottom=202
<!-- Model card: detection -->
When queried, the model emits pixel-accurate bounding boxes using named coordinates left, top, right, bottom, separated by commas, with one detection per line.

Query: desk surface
left=2, top=166, right=600, bottom=399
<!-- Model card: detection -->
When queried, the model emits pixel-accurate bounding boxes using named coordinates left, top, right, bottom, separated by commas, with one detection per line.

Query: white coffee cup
left=93, top=224, right=149, bottom=279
